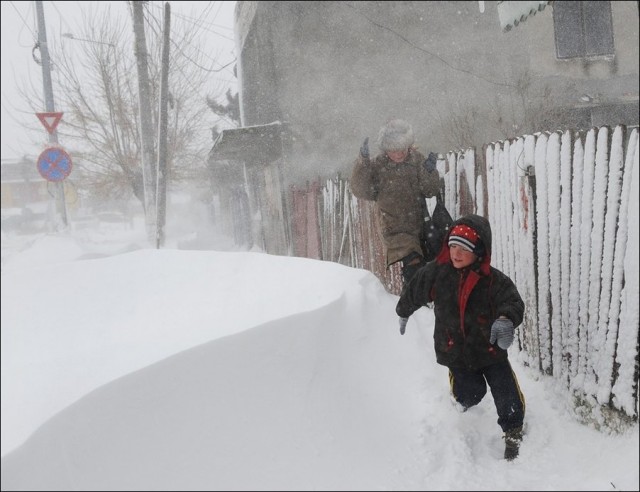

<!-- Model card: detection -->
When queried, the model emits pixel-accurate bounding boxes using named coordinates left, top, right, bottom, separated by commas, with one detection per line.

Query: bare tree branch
left=17, top=3, right=232, bottom=207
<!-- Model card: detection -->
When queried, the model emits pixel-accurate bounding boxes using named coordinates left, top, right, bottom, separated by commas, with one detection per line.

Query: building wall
left=520, top=1, right=639, bottom=128
left=524, top=1, right=639, bottom=79
left=0, top=158, right=48, bottom=210
left=235, top=1, right=639, bottom=186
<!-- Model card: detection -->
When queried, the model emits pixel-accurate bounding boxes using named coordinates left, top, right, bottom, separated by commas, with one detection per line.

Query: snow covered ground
left=1, top=223, right=638, bottom=491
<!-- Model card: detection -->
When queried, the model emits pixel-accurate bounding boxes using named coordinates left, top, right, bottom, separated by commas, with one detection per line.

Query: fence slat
left=534, top=133, right=552, bottom=374
left=611, top=129, right=639, bottom=417
left=585, top=127, right=611, bottom=397
left=595, top=126, right=627, bottom=405
left=568, top=133, right=584, bottom=379
left=559, top=131, right=573, bottom=385
left=520, top=135, right=540, bottom=368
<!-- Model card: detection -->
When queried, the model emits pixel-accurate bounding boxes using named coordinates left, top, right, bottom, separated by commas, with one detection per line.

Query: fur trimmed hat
left=377, top=119, right=415, bottom=152
left=448, top=224, right=485, bottom=256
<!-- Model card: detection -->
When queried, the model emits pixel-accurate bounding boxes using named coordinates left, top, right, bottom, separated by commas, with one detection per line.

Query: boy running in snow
left=396, top=213, right=526, bottom=460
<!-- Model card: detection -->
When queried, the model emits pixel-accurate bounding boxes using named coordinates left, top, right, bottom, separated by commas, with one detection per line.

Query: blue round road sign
left=37, top=146, right=72, bottom=182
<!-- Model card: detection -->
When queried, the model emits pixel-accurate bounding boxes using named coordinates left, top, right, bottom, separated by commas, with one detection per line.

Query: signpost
left=35, top=112, right=63, bottom=135
left=37, top=146, right=72, bottom=182
left=35, top=1, right=68, bottom=227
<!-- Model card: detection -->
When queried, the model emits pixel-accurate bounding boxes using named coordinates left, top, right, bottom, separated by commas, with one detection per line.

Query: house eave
left=209, top=121, right=285, bottom=165
left=497, top=1, right=551, bottom=32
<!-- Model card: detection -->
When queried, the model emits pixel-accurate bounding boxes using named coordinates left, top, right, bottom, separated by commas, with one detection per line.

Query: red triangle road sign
left=36, top=112, right=64, bottom=134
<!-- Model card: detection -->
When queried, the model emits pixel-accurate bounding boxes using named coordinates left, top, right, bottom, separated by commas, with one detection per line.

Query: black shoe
left=503, top=426, right=523, bottom=461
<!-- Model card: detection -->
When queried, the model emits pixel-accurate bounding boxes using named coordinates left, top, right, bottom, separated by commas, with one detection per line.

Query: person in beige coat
left=350, top=119, right=441, bottom=284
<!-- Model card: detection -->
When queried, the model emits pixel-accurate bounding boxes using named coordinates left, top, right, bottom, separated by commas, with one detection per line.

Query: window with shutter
left=553, top=1, right=615, bottom=59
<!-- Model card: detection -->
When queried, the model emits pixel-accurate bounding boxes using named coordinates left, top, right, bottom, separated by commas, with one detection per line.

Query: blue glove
left=360, top=137, right=370, bottom=159
left=399, top=317, right=408, bottom=335
left=490, top=318, right=514, bottom=350
left=424, top=152, right=437, bottom=172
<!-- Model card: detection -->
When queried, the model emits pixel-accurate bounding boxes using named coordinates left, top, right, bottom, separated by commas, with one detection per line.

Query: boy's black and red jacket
left=396, top=214, right=524, bottom=370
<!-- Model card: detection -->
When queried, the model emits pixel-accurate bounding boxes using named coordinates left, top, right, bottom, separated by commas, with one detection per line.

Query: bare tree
left=488, top=69, right=575, bottom=139
left=207, top=88, right=240, bottom=142
left=20, top=3, right=229, bottom=209
left=437, top=102, right=481, bottom=152
left=437, top=69, right=577, bottom=151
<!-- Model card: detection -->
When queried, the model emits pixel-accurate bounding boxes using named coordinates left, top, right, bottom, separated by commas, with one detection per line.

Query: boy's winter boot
left=503, top=426, right=523, bottom=461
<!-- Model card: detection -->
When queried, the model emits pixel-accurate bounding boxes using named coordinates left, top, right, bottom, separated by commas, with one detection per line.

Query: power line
left=143, top=3, right=236, bottom=75
left=7, top=1, right=37, bottom=43
left=341, top=2, right=516, bottom=89
left=147, top=1, right=234, bottom=41
left=141, top=4, right=237, bottom=127
left=50, top=0, right=76, bottom=35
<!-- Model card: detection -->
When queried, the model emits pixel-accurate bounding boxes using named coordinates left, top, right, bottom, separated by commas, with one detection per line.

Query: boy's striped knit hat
left=448, top=224, right=484, bottom=256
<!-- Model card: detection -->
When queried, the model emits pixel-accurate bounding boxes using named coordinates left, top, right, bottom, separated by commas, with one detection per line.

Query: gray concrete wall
left=235, top=1, right=639, bottom=185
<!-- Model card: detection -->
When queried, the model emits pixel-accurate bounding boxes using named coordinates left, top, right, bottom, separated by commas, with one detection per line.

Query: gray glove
left=424, top=152, right=437, bottom=172
left=490, top=318, right=514, bottom=350
left=399, top=317, right=408, bottom=335
left=360, top=137, right=370, bottom=159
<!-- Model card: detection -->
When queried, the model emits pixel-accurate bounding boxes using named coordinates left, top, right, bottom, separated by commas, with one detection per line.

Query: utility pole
left=132, top=1, right=157, bottom=243
left=34, top=0, right=68, bottom=228
left=156, top=2, right=171, bottom=249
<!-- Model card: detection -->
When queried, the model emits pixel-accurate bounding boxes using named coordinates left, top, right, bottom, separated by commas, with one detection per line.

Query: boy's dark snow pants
left=448, top=359, right=525, bottom=432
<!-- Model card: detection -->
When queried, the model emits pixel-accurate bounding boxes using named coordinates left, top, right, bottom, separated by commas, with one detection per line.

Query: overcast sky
left=0, top=0, right=237, bottom=160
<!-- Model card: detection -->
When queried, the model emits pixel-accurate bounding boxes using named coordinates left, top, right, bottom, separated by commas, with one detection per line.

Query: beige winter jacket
left=350, top=148, right=440, bottom=266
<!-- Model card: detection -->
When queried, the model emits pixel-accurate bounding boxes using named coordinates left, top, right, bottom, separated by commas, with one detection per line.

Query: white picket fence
left=267, top=125, right=639, bottom=428
left=440, top=125, right=638, bottom=427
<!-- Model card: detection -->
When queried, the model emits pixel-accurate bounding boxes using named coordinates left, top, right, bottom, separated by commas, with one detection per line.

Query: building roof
left=209, top=121, right=286, bottom=165
left=497, top=1, right=551, bottom=32
left=1, top=157, right=45, bottom=184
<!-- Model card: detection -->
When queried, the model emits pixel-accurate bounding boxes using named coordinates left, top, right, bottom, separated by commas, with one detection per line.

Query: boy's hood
left=436, top=214, right=492, bottom=275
